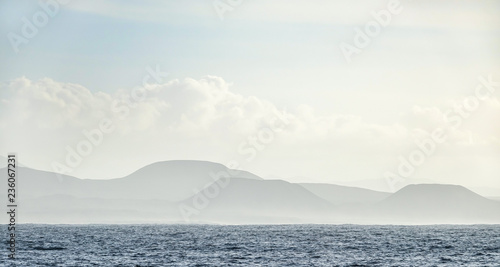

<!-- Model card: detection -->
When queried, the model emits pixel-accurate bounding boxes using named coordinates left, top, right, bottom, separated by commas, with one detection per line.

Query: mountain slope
left=329, top=177, right=436, bottom=193
left=0, top=160, right=263, bottom=202
left=14, top=195, right=182, bottom=224
left=2, top=162, right=499, bottom=224
left=180, top=178, right=337, bottom=224
left=371, top=184, right=500, bottom=224
left=112, top=160, right=262, bottom=201
left=299, top=183, right=390, bottom=205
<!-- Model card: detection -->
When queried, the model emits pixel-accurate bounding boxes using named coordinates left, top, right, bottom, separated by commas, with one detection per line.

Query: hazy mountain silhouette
left=180, top=178, right=336, bottom=224
left=20, top=194, right=181, bottom=224
left=371, top=184, right=500, bottom=224
left=470, top=186, right=500, bottom=199
left=329, top=177, right=437, bottom=192
left=0, top=160, right=261, bottom=202
left=109, top=160, right=262, bottom=201
left=1, top=161, right=499, bottom=224
left=299, top=183, right=390, bottom=205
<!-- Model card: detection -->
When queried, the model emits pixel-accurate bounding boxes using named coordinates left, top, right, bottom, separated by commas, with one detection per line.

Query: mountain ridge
left=1, top=161, right=499, bottom=224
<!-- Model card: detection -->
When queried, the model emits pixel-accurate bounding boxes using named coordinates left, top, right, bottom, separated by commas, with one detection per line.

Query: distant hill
left=0, top=160, right=262, bottom=202
left=181, top=178, right=336, bottom=224
left=371, top=184, right=500, bottom=224
left=19, top=195, right=181, bottom=224
left=470, top=186, right=500, bottom=199
left=299, top=183, right=390, bottom=205
left=1, top=162, right=499, bottom=224
left=110, top=160, right=262, bottom=201
left=329, top=177, right=437, bottom=193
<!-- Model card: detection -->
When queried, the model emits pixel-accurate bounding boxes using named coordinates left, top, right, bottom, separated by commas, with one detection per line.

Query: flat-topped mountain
left=0, top=160, right=262, bottom=202
left=372, top=184, right=500, bottom=224
left=112, top=160, right=262, bottom=201
left=1, top=162, right=499, bottom=224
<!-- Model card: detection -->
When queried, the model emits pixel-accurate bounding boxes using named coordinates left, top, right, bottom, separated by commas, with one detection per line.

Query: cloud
left=0, top=76, right=295, bottom=177
left=0, top=76, right=499, bottom=189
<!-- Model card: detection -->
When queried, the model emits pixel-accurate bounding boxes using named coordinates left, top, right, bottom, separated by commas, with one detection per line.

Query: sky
left=1, top=0, right=499, bottom=191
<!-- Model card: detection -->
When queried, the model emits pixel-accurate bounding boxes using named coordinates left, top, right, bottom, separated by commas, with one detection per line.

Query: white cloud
left=0, top=76, right=499, bottom=190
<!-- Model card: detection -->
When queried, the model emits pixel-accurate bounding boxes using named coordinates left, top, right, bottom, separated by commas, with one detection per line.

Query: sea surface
left=2, top=224, right=500, bottom=266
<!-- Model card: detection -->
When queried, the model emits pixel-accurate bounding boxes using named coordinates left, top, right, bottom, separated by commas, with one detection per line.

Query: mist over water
left=4, top=224, right=500, bottom=266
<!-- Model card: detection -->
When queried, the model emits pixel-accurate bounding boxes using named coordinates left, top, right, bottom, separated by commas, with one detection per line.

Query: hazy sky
left=1, top=0, right=499, bottom=190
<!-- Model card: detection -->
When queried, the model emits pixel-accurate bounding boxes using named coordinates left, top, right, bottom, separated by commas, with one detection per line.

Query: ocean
left=2, top=224, right=500, bottom=266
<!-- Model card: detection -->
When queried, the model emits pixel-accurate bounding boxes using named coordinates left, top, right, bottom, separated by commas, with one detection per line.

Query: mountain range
left=1, top=160, right=499, bottom=224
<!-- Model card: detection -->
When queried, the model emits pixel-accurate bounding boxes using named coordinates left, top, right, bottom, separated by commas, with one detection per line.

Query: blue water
left=2, top=224, right=500, bottom=266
